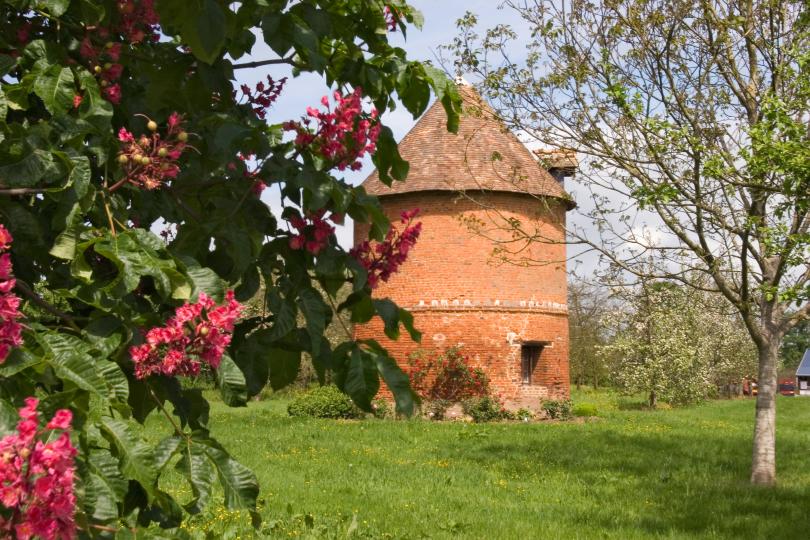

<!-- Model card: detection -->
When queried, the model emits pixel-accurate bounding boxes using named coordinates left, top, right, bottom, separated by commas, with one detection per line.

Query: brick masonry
left=354, top=191, right=570, bottom=409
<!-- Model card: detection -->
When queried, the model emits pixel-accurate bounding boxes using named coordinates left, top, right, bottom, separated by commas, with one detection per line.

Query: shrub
left=287, top=386, right=359, bottom=419
left=424, top=399, right=452, bottom=420
left=573, top=403, right=598, bottom=417
left=462, top=396, right=509, bottom=423
left=542, top=399, right=573, bottom=420
left=371, top=398, right=392, bottom=419
left=407, top=346, right=490, bottom=402
left=515, top=408, right=535, bottom=421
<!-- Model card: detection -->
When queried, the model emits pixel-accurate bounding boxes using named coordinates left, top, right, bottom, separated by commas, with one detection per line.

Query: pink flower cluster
left=384, top=6, right=401, bottom=31
left=79, top=37, right=124, bottom=104
left=114, top=113, right=189, bottom=191
left=130, top=291, right=242, bottom=379
left=350, top=209, right=421, bottom=289
left=0, top=225, right=22, bottom=364
left=283, top=87, right=381, bottom=171
left=287, top=210, right=341, bottom=255
left=236, top=76, right=287, bottom=120
left=116, top=0, right=161, bottom=45
left=0, top=398, right=77, bottom=540
left=227, top=153, right=267, bottom=197
left=77, top=0, right=160, bottom=104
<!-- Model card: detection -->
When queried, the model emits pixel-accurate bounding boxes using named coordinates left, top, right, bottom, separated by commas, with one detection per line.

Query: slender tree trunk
left=751, top=337, right=779, bottom=486
left=649, top=390, right=657, bottom=409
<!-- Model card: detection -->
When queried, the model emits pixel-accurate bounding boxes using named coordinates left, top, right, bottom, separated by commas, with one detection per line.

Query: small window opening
left=521, top=344, right=543, bottom=385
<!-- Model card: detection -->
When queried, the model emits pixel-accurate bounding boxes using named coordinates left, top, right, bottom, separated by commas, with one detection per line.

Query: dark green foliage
left=1, top=0, right=462, bottom=532
left=542, top=399, right=574, bottom=420
left=461, top=396, right=509, bottom=423
left=287, top=386, right=360, bottom=419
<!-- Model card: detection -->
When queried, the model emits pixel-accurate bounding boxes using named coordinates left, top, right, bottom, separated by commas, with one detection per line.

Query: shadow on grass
left=440, top=422, right=808, bottom=539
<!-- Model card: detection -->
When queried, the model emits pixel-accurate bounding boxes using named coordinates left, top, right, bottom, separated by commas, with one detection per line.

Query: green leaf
left=38, top=333, right=107, bottom=395
left=215, top=354, right=247, bottom=407
left=267, top=292, right=297, bottom=341
left=97, top=359, right=130, bottom=404
left=193, top=434, right=259, bottom=510
left=176, top=440, right=216, bottom=514
left=261, top=13, right=292, bottom=56
left=33, top=65, right=76, bottom=115
left=398, top=308, right=421, bottom=342
left=37, top=0, right=71, bottom=16
left=338, top=348, right=379, bottom=411
left=0, top=348, right=43, bottom=377
left=372, top=126, right=409, bottom=185
left=86, top=449, right=129, bottom=522
left=0, top=399, right=18, bottom=437
left=268, top=347, right=301, bottom=391
left=99, top=416, right=159, bottom=500
left=0, top=149, right=53, bottom=188
left=0, top=55, right=16, bottom=77
left=297, top=288, right=330, bottom=356
left=184, top=0, right=227, bottom=64
left=373, top=298, right=401, bottom=340
left=154, top=435, right=183, bottom=471
left=374, top=351, right=416, bottom=416
left=179, top=256, right=225, bottom=301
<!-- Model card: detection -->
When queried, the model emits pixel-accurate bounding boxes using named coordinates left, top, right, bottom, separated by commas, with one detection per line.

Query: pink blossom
left=130, top=291, right=243, bottom=379
left=0, top=399, right=76, bottom=540
left=0, top=225, right=22, bottom=364
left=286, top=211, right=338, bottom=254
left=115, top=113, right=189, bottom=191
left=350, top=209, right=422, bottom=289
left=102, top=83, right=122, bottom=104
left=283, top=87, right=380, bottom=171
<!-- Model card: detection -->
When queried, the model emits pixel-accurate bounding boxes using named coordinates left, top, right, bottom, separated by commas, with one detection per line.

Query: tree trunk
left=751, top=338, right=779, bottom=486
left=649, top=390, right=656, bottom=409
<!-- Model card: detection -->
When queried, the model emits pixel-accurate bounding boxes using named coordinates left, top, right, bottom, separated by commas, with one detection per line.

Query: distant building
left=353, top=85, right=575, bottom=408
left=796, top=349, right=810, bottom=396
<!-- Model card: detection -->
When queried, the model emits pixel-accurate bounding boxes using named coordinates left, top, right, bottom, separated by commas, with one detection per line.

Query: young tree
left=447, top=0, right=809, bottom=485
left=0, top=0, right=460, bottom=534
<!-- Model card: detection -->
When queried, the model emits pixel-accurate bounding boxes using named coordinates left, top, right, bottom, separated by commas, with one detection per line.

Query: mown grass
left=149, top=390, right=810, bottom=539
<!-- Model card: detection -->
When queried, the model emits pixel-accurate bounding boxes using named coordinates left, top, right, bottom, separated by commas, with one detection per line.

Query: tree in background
left=0, top=0, right=460, bottom=534
left=603, top=279, right=757, bottom=408
left=447, top=0, right=809, bottom=485
left=780, top=319, right=810, bottom=371
left=568, top=278, right=612, bottom=389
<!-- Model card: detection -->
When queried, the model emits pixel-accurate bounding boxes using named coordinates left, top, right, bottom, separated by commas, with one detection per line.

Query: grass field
left=150, top=389, right=810, bottom=539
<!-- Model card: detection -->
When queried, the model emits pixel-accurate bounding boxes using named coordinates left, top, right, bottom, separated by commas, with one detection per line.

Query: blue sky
left=236, top=2, right=553, bottom=249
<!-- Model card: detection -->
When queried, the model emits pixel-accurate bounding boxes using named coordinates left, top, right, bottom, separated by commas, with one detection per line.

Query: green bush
left=425, top=399, right=452, bottom=420
left=462, top=396, right=509, bottom=423
left=371, top=398, right=392, bottom=419
left=287, top=386, right=360, bottom=419
left=542, top=399, right=573, bottom=420
left=573, top=403, right=598, bottom=417
left=515, top=408, right=535, bottom=421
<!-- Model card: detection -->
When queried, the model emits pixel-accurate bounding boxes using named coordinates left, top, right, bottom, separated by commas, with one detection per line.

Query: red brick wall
left=354, top=191, right=570, bottom=408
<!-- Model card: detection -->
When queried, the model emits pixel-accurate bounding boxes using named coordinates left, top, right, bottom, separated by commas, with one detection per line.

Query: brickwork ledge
left=413, top=299, right=568, bottom=313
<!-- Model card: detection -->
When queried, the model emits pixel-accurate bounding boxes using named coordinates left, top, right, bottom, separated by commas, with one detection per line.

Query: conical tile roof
left=361, top=86, right=574, bottom=209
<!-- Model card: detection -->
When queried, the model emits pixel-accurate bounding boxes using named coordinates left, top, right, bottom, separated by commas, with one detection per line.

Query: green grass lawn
left=151, top=390, right=810, bottom=539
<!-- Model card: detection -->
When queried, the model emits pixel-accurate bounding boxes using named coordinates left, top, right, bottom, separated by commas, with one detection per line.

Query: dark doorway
left=521, top=344, right=543, bottom=385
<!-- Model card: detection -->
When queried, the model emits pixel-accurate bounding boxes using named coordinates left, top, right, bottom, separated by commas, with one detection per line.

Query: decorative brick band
left=411, top=299, right=568, bottom=314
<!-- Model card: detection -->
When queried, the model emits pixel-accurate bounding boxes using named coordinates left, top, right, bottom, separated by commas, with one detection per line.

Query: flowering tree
left=0, top=0, right=461, bottom=535
left=603, top=280, right=757, bottom=407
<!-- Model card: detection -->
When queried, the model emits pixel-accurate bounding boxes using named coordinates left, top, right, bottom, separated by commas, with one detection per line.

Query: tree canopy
left=0, top=0, right=460, bottom=534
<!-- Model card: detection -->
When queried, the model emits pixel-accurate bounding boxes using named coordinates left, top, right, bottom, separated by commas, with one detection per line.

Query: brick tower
left=354, top=86, right=575, bottom=408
